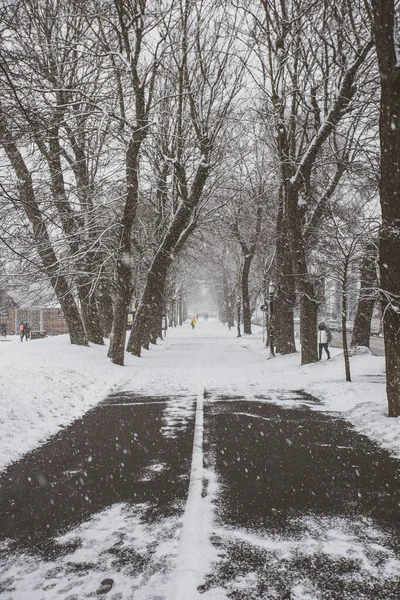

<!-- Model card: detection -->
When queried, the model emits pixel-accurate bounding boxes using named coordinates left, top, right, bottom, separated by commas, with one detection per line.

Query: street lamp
left=237, top=295, right=241, bottom=338
left=268, top=282, right=276, bottom=358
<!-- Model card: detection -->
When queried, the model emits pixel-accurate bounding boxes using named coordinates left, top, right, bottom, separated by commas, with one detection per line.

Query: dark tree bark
left=285, top=180, right=319, bottom=364
left=127, top=251, right=169, bottom=355
left=0, top=117, right=88, bottom=346
left=241, top=255, right=252, bottom=334
left=232, top=202, right=262, bottom=335
left=107, top=136, right=141, bottom=365
left=97, top=282, right=114, bottom=337
left=227, top=289, right=236, bottom=330
left=351, top=243, right=378, bottom=348
left=299, top=282, right=319, bottom=365
left=274, top=198, right=296, bottom=354
left=220, top=250, right=235, bottom=329
left=341, top=257, right=351, bottom=382
left=371, top=0, right=400, bottom=416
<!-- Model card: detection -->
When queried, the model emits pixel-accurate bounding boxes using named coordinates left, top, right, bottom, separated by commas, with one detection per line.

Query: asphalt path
left=1, top=389, right=399, bottom=598
left=0, top=392, right=196, bottom=559
left=0, top=324, right=397, bottom=599
left=202, top=393, right=400, bottom=599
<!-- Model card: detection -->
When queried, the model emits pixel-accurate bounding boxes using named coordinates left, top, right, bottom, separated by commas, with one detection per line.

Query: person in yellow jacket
left=190, top=316, right=197, bottom=330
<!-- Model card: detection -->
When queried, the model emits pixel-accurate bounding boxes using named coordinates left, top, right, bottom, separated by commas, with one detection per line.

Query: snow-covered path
left=1, top=320, right=400, bottom=599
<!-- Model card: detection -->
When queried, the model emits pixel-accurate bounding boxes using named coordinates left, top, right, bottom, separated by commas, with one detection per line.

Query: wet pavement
left=0, top=392, right=196, bottom=559
left=203, top=392, right=400, bottom=599
left=0, top=389, right=399, bottom=599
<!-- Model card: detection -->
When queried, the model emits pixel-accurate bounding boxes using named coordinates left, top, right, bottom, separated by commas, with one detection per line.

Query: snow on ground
left=0, top=320, right=399, bottom=600
left=0, top=321, right=397, bottom=472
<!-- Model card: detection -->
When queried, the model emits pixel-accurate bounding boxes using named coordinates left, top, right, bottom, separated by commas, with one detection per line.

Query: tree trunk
left=242, top=255, right=252, bottom=334
left=275, top=289, right=296, bottom=353
left=371, top=0, right=400, bottom=415
left=221, top=264, right=235, bottom=329
left=97, top=283, right=114, bottom=338
left=179, top=295, right=185, bottom=326
left=108, top=138, right=141, bottom=365
left=169, top=298, right=176, bottom=328
left=227, top=290, right=235, bottom=329
left=234, top=202, right=262, bottom=336
left=77, top=281, right=105, bottom=345
left=149, top=298, right=164, bottom=344
left=272, top=195, right=296, bottom=353
left=351, top=244, right=377, bottom=348
left=288, top=196, right=319, bottom=364
left=300, top=281, right=318, bottom=365
left=341, top=261, right=351, bottom=382
left=127, top=255, right=170, bottom=356
left=52, top=278, right=88, bottom=346
left=107, top=257, right=133, bottom=365
left=275, top=237, right=296, bottom=353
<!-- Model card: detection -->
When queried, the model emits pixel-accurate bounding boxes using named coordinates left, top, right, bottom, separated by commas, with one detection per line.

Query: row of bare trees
left=0, top=0, right=400, bottom=416
left=0, top=0, right=247, bottom=364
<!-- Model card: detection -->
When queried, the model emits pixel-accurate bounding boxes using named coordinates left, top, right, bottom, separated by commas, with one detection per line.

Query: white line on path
left=168, top=383, right=222, bottom=600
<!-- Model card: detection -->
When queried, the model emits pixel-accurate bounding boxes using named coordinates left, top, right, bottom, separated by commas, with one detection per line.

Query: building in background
left=0, top=289, right=68, bottom=336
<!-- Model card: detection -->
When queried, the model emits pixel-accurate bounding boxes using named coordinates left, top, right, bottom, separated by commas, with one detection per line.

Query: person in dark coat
left=24, top=322, right=31, bottom=340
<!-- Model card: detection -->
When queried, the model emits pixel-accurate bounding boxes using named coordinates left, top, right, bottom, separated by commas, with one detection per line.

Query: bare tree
left=127, top=0, right=247, bottom=356
left=85, top=0, right=169, bottom=364
left=370, top=0, right=400, bottom=416
left=0, top=0, right=119, bottom=344
left=244, top=0, right=374, bottom=363
left=318, top=194, right=378, bottom=381
left=232, top=198, right=263, bottom=335
left=0, top=115, right=88, bottom=345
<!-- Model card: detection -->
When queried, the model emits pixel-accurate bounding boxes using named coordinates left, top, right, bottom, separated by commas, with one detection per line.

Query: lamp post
left=268, top=282, right=276, bottom=358
left=237, top=295, right=241, bottom=337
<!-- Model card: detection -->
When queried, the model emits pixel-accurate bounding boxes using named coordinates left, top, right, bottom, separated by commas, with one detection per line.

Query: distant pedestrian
left=0, top=322, right=6, bottom=337
left=19, top=321, right=25, bottom=342
left=24, top=322, right=31, bottom=341
left=318, top=322, right=331, bottom=360
left=190, top=316, right=197, bottom=330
